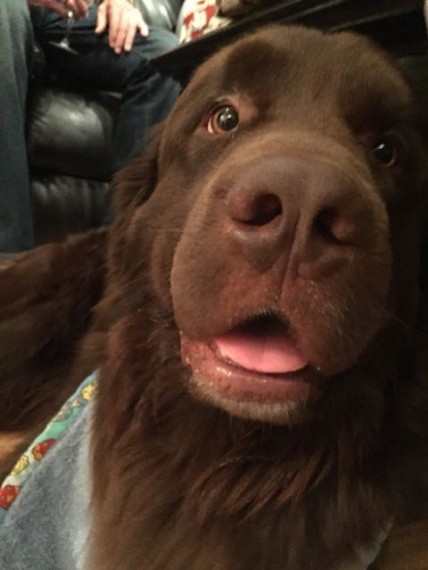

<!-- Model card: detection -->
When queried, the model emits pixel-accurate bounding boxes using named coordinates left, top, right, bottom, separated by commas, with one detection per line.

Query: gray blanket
left=0, top=391, right=386, bottom=570
left=0, top=400, right=93, bottom=570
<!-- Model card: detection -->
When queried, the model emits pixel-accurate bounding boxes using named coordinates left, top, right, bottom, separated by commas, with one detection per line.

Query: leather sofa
left=29, top=0, right=183, bottom=245
left=29, top=0, right=427, bottom=245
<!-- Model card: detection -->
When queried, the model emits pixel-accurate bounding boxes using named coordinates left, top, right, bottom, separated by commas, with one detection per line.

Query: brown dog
left=1, top=25, right=428, bottom=570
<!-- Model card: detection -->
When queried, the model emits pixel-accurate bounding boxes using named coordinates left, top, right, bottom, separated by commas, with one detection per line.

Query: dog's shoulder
left=0, top=229, right=107, bottom=433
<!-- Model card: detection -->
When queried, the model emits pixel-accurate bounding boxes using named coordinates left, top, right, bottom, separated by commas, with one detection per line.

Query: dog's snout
left=224, top=156, right=376, bottom=277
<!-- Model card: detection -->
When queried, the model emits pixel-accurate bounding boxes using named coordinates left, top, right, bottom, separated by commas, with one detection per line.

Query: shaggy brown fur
left=2, top=25, right=428, bottom=570
left=0, top=230, right=107, bottom=478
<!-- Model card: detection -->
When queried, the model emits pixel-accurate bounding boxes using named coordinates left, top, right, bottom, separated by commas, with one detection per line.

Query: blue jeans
left=0, top=1, right=180, bottom=253
left=0, top=0, right=34, bottom=253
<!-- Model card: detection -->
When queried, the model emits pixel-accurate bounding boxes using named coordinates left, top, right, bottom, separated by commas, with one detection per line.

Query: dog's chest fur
left=87, top=315, right=395, bottom=570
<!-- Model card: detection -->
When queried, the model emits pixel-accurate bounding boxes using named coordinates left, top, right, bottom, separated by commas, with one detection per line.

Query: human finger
left=122, top=16, right=138, bottom=52
left=113, top=11, right=129, bottom=53
left=122, top=14, right=148, bottom=51
left=109, top=6, right=125, bottom=51
left=95, top=1, right=107, bottom=33
left=136, top=14, right=149, bottom=38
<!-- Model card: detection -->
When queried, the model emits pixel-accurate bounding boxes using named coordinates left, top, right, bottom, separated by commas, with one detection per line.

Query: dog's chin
left=180, top=334, right=321, bottom=425
left=189, top=372, right=317, bottom=425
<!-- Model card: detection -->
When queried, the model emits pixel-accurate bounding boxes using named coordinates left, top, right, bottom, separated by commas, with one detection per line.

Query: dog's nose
left=225, top=156, right=375, bottom=278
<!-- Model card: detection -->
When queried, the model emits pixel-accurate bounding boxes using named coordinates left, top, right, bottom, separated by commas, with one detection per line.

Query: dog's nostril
left=248, top=194, right=282, bottom=226
left=313, top=208, right=355, bottom=245
left=230, top=193, right=282, bottom=227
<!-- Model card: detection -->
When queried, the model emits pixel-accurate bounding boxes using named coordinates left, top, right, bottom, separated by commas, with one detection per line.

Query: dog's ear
left=0, top=229, right=107, bottom=432
left=111, top=124, right=163, bottom=218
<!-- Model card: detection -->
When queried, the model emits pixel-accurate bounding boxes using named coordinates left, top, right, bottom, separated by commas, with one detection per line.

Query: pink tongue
left=214, top=323, right=308, bottom=374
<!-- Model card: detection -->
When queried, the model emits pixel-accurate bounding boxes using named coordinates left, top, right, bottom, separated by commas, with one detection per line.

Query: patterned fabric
left=178, top=0, right=231, bottom=43
left=177, top=0, right=281, bottom=44
left=0, top=367, right=390, bottom=569
left=0, top=372, right=98, bottom=522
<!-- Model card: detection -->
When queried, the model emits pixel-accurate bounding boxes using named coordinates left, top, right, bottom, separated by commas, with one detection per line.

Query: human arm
left=95, top=0, right=149, bottom=54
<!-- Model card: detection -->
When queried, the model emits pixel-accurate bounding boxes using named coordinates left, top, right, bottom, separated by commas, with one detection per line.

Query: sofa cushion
left=134, top=0, right=184, bottom=31
left=27, top=87, right=118, bottom=182
left=32, top=175, right=109, bottom=245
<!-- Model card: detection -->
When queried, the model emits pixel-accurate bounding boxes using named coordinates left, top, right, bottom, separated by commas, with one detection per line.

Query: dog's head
left=108, top=26, right=428, bottom=427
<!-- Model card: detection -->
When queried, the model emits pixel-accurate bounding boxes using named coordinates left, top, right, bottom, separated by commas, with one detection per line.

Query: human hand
left=95, top=0, right=149, bottom=54
left=28, top=0, right=91, bottom=19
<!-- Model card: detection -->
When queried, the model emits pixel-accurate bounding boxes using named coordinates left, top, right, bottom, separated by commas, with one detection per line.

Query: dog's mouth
left=214, top=316, right=308, bottom=375
left=180, top=315, right=320, bottom=422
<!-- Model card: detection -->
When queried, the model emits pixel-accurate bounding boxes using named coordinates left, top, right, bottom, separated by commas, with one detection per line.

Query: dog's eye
left=372, top=136, right=398, bottom=167
left=208, top=106, right=240, bottom=134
